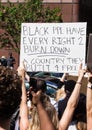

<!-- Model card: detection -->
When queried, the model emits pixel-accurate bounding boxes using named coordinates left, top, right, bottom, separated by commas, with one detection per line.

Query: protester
left=17, top=65, right=29, bottom=130
left=25, top=75, right=59, bottom=130
left=29, top=92, right=59, bottom=130
left=58, top=63, right=86, bottom=130
left=7, top=52, right=16, bottom=69
left=20, top=62, right=55, bottom=130
left=0, top=55, right=7, bottom=67
left=58, top=79, right=86, bottom=123
left=29, top=90, right=57, bottom=130
left=50, top=73, right=68, bottom=112
left=10, top=67, right=30, bottom=130
left=16, top=63, right=57, bottom=130
left=27, top=63, right=86, bottom=130
left=58, top=79, right=76, bottom=119
left=18, top=63, right=87, bottom=130
left=27, top=64, right=86, bottom=130
left=0, top=65, right=22, bottom=130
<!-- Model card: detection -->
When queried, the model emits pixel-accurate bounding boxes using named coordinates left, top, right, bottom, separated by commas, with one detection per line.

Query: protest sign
left=20, top=22, right=87, bottom=73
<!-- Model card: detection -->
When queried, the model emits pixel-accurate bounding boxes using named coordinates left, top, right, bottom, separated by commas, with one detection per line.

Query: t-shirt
left=58, top=93, right=86, bottom=122
left=7, top=56, right=15, bottom=67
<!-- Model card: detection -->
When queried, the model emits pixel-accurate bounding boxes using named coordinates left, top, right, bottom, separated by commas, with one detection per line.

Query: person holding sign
left=17, top=63, right=58, bottom=130
left=58, top=64, right=86, bottom=130
left=28, top=64, right=86, bottom=130
left=13, top=63, right=87, bottom=130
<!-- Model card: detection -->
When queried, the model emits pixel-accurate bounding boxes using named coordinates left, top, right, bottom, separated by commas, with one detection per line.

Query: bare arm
left=59, top=64, right=86, bottom=130
left=86, top=72, right=92, bottom=130
left=17, top=66, right=29, bottom=130
left=60, top=73, right=69, bottom=82
left=31, top=90, right=56, bottom=130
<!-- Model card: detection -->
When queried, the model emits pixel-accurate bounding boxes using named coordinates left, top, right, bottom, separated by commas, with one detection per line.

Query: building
left=0, top=0, right=92, bottom=69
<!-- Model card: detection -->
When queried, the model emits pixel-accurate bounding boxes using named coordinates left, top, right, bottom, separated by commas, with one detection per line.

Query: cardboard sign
left=20, top=22, right=87, bottom=73
left=87, top=33, right=92, bottom=72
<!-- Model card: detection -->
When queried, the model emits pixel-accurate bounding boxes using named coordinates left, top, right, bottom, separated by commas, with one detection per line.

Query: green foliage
left=0, top=0, right=62, bottom=53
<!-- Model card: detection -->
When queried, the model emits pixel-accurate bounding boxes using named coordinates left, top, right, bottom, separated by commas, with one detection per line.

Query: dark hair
left=29, top=77, right=47, bottom=93
left=65, top=80, right=76, bottom=93
left=29, top=77, right=47, bottom=100
left=74, top=93, right=86, bottom=122
left=0, top=66, right=22, bottom=119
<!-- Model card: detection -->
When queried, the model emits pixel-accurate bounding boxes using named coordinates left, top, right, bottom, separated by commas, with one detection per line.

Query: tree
left=0, top=0, right=63, bottom=53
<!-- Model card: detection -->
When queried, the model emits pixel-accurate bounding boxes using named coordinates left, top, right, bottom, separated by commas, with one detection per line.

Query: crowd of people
left=0, top=52, right=15, bottom=69
left=0, top=60, right=92, bottom=130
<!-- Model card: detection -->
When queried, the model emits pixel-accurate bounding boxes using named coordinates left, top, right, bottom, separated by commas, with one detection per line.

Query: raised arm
left=31, top=90, right=56, bottom=130
left=60, top=73, right=69, bottom=82
left=86, top=72, right=92, bottom=130
left=17, top=65, right=29, bottom=130
left=59, top=64, right=86, bottom=130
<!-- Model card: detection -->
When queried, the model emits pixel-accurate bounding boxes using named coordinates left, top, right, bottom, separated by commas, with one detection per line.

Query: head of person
left=29, top=77, right=47, bottom=93
left=0, top=66, right=22, bottom=121
left=64, top=80, right=76, bottom=94
left=0, top=56, right=7, bottom=67
left=29, top=77, right=47, bottom=100
left=1, top=56, right=6, bottom=59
